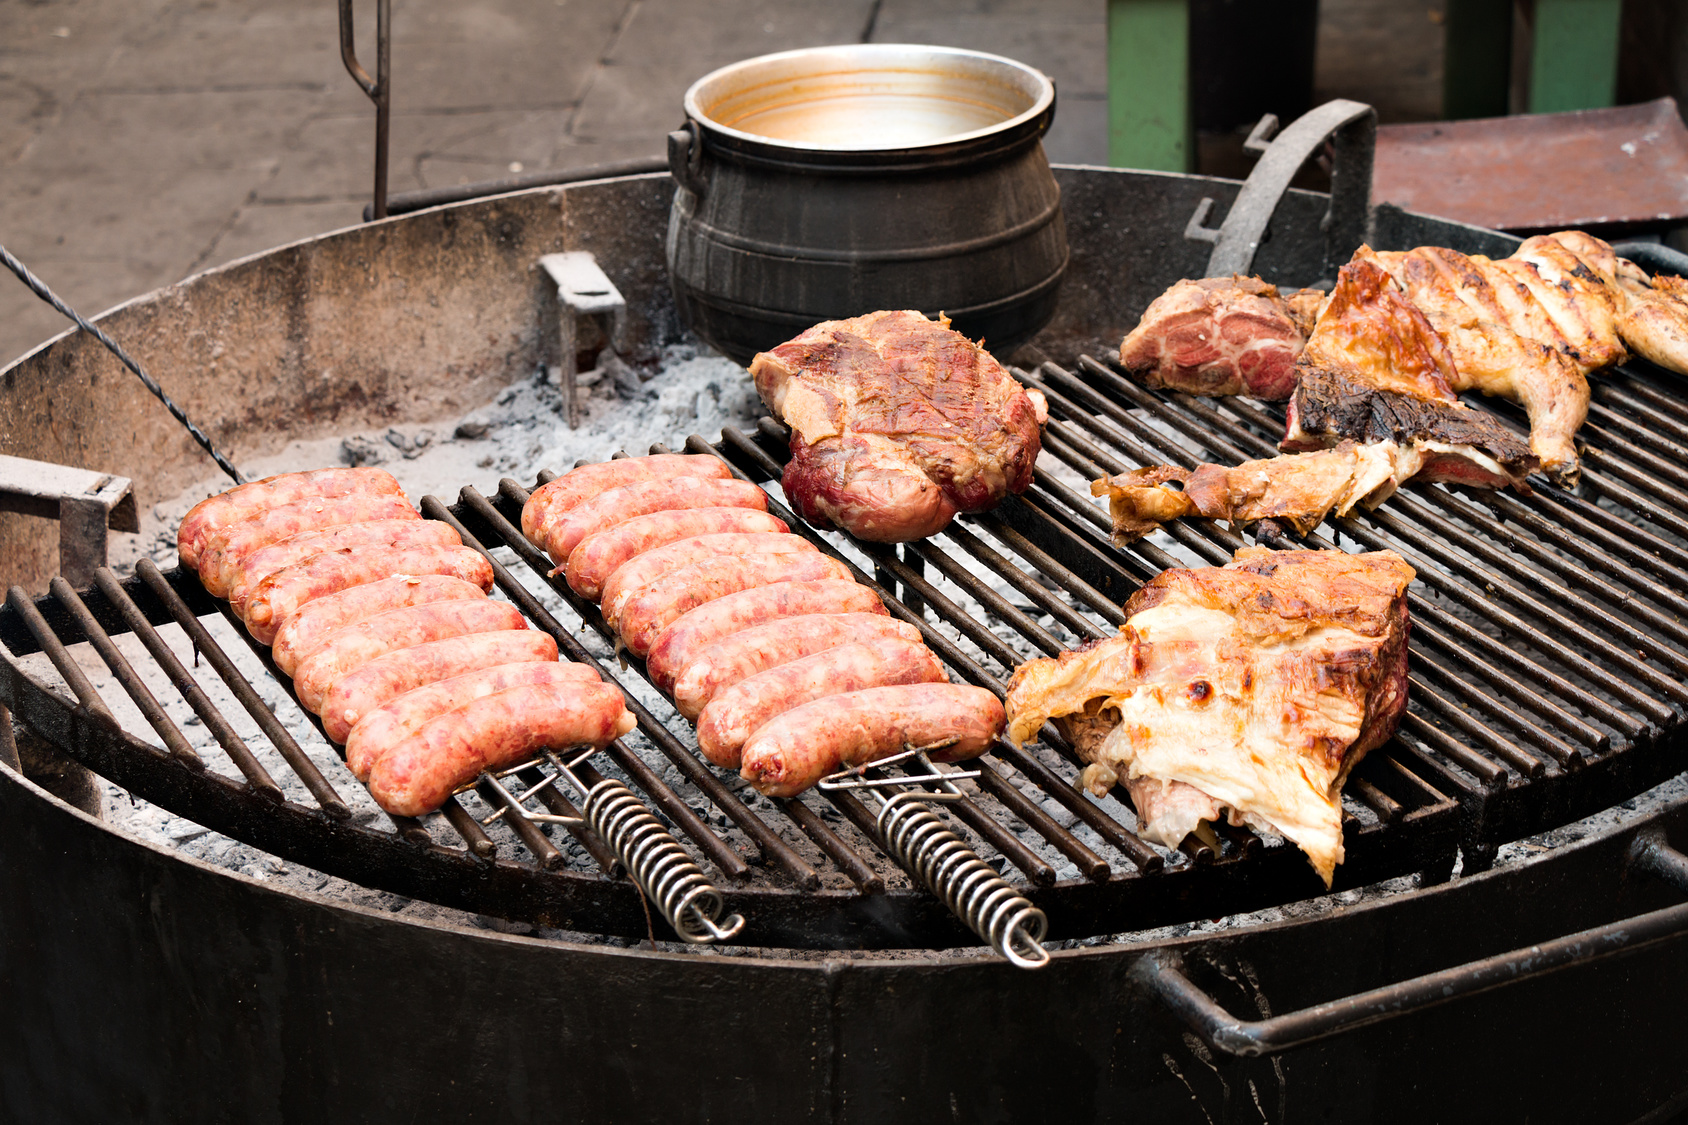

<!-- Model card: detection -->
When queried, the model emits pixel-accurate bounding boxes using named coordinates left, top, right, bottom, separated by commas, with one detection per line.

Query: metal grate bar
left=1527, top=486, right=1688, bottom=580
left=91, top=568, right=281, bottom=791
left=7, top=585, right=113, bottom=718
left=49, top=577, right=203, bottom=769
left=132, top=559, right=351, bottom=818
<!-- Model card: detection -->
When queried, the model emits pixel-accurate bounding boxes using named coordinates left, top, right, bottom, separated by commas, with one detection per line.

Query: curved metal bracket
left=339, top=0, right=391, bottom=220
left=1132, top=832, right=1688, bottom=1058
left=1185, top=98, right=1377, bottom=280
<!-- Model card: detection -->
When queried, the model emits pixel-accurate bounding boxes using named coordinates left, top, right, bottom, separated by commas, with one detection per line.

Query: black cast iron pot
left=664, top=44, right=1069, bottom=365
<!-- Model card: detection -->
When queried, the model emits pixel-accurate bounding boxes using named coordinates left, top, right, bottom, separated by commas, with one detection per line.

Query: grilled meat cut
left=1282, top=366, right=1539, bottom=490
left=1613, top=256, right=1688, bottom=375
left=1092, top=440, right=1406, bottom=543
left=1118, top=276, right=1325, bottom=399
left=1004, top=547, right=1415, bottom=885
left=748, top=310, right=1047, bottom=542
left=1300, top=252, right=1463, bottom=403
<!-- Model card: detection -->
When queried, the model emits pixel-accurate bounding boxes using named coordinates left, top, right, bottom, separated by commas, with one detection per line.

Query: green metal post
left=1528, top=0, right=1622, bottom=113
left=1107, top=0, right=1191, bottom=172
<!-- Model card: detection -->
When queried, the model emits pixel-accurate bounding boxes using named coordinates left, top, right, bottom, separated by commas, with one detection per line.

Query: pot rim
left=681, top=43, right=1056, bottom=155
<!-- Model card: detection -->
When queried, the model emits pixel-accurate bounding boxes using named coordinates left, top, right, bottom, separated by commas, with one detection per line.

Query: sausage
left=344, top=660, right=600, bottom=781
left=671, top=613, right=924, bottom=721
left=616, top=552, right=855, bottom=657
left=538, top=476, right=770, bottom=562
left=600, top=532, right=816, bottom=629
left=566, top=507, right=789, bottom=599
left=226, top=519, right=461, bottom=620
left=196, top=492, right=420, bottom=596
left=291, top=599, right=527, bottom=714
left=320, top=628, right=560, bottom=743
left=244, top=544, right=494, bottom=646
left=367, top=680, right=635, bottom=817
left=739, top=683, right=1005, bottom=796
left=698, top=638, right=948, bottom=767
left=178, top=467, right=403, bottom=570
left=272, top=575, right=487, bottom=677
left=644, top=579, right=887, bottom=694
left=521, top=454, right=732, bottom=550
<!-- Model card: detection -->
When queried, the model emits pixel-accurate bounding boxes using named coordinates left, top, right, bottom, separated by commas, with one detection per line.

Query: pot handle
left=667, top=121, right=708, bottom=198
left=1132, top=831, right=1688, bottom=1058
left=1183, top=98, right=1375, bottom=280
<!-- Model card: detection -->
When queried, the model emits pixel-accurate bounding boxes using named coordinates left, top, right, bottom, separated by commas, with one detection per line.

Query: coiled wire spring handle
left=820, top=744, right=1050, bottom=970
left=480, top=749, right=745, bottom=944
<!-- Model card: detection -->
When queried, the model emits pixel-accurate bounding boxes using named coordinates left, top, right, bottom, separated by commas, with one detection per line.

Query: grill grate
left=3, top=351, right=1687, bottom=949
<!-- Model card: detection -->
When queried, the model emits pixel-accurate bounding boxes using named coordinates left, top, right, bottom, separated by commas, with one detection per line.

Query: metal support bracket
left=1132, top=831, right=1688, bottom=1057
left=1184, top=98, right=1377, bottom=280
left=539, top=252, right=628, bottom=430
left=0, top=454, right=136, bottom=588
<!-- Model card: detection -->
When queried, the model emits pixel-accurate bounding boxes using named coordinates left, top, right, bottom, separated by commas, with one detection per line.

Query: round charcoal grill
left=5, top=114, right=1688, bottom=1121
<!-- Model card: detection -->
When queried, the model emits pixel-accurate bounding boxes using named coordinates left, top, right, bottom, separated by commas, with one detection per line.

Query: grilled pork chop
left=1118, top=276, right=1324, bottom=399
left=749, top=310, right=1047, bottom=542
left=1004, top=547, right=1415, bottom=885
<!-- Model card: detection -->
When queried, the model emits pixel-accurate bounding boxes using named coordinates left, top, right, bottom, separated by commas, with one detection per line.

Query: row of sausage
left=178, top=467, right=632, bottom=816
left=521, top=452, right=1004, bottom=795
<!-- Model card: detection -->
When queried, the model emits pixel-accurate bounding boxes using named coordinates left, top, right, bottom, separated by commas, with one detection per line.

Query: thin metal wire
left=0, top=242, right=243, bottom=485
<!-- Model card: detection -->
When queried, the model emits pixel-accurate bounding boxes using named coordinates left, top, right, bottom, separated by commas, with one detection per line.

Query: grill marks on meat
left=749, top=310, right=1047, bottom=542
left=1004, top=548, right=1415, bottom=885
left=1301, top=254, right=1462, bottom=403
left=1283, top=367, right=1539, bottom=490
left=1118, top=276, right=1324, bottom=400
left=1614, top=256, right=1688, bottom=375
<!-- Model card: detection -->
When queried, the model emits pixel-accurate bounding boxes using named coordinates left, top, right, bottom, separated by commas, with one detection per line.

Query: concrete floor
left=0, top=0, right=1442, bottom=371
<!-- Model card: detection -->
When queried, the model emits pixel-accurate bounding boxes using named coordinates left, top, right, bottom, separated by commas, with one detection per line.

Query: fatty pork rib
left=1004, top=547, right=1415, bottom=885
left=1118, top=276, right=1324, bottom=399
left=749, top=310, right=1048, bottom=542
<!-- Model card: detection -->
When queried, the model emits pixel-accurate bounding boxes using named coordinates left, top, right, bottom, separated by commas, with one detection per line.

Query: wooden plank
left=1529, top=0, right=1622, bottom=113
left=1107, top=0, right=1190, bottom=172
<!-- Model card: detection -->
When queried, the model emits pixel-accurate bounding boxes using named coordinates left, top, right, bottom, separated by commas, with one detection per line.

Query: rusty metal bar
left=132, top=560, right=351, bottom=819
left=48, top=577, right=203, bottom=770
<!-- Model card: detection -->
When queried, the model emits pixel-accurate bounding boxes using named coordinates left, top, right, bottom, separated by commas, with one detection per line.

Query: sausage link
left=179, top=467, right=403, bottom=570
left=244, top=544, right=494, bottom=645
left=600, top=532, right=815, bottom=628
left=273, top=575, right=487, bottom=677
left=739, top=683, right=1005, bottom=796
left=644, top=579, right=886, bottom=693
left=698, top=638, right=948, bottom=767
left=321, top=628, right=560, bottom=743
left=197, top=492, right=420, bottom=596
left=672, top=613, right=923, bottom=721
left=617, top=553, right=854, bottom=657
left=227, top=519, right=461, bottom=619
left=538, top=476, right=769, bottom=562
left=368, top=681, right=635, bottom=817
left=344, top=660, right=600, bottom=781
left=521, top=455, right=731, bottom=550
left=291, top=599, right=527, bottom=714
left=566, top=507, right=789, bottom=599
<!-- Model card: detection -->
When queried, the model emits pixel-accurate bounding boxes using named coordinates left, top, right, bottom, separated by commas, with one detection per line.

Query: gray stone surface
left=0, top=0, right=1448, bottom=373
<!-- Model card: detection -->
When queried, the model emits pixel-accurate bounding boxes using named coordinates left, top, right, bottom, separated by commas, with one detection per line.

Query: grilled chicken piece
left=1300, top=252, right=1462, bottom=403
left=1614, top=257, right=1688, bottom=375
left=1005, top=547, right=1415, bottom=885
left=1368, top=240, right=1597, bottom=483
left=1092, top=440, right=1406, bottom=543
left=1282, top=366, right=1539, bottom=490
left=749, top=310, right=1047, bottom=542
left=1118, top=276, right=1324, bottom=400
